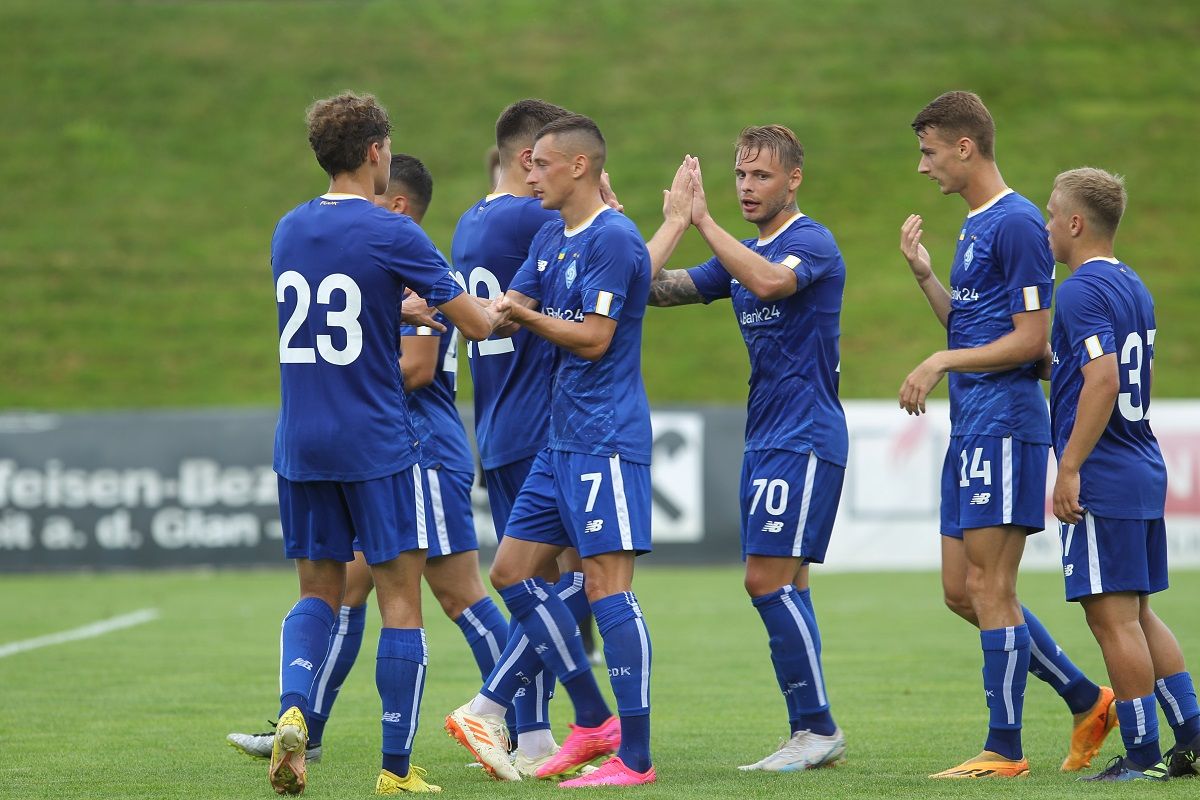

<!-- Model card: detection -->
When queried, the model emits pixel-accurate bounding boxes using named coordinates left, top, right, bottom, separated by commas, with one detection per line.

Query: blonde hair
left=1053, top=167, right=1127, bottom=237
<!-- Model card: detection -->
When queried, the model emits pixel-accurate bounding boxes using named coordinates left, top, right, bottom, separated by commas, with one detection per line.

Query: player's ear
left=573, top=154, right=588, bottom=178
left=789, top=168, right=803, bottom=192
left=520, top=148, right=534, bottom=172
left=393, top=195, right=409, bottom=215
left=957, top=137, right=973, bottom=161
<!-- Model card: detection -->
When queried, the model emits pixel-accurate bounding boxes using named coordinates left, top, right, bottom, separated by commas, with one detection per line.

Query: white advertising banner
left=826, top=400, right=1200, bottom=572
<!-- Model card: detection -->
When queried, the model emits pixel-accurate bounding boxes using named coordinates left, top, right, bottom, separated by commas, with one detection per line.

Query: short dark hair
left=495, top=99, right=573, bottom=160
left=535, top=114, right=606, bottom=175
left=305, top=92, right=391, bottom=177
left=736, top=125, right=804, bottom=171
left=1054, top=167, right=1127, bottom=238
left=911, top=91, right=996, bottom=160
left=384, top=154, right=433, bottom=216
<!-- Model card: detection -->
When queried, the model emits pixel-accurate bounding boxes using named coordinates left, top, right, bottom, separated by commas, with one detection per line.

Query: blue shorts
left=483, top=455, right=537, bottom=540
left=505, top=449, right=652, bottom=559
left=422, top=467, right=479, bottom=559
left=740, top=450, right=844, bottom=563
left=1060, top=513, right=1168, bottom=601
left=278, top=465, right=426, bottom=565
left=940, top=435, right=1047, bottom=538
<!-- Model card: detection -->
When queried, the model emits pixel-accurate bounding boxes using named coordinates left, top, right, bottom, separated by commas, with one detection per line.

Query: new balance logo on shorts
left=761, top=520, right=784, bottom=533
left=969, top=492, right=991, bottom=505
left=1064, top=564, right=1074, bottom=577
left=382, top=712, right=403, bottom=723
left=289, top=658, right=314, bottom=670
left=584, top=519, right=604, bottom=533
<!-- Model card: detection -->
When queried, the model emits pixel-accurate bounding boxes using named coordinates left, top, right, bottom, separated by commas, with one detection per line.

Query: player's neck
left=493, top=166, right=534, bottom=197
left=1067, top=243, right=1117, bottom=273
left=960, top=164, right=1007, bottom=211
left=559, top=188, right=606, bottom=229
left=326, top=170, right=375, bottom=201
left=757, top=204, right=801, bottom=240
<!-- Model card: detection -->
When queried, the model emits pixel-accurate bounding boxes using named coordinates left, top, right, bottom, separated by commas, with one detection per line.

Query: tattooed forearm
left=649, top=269, right=703, bottom=307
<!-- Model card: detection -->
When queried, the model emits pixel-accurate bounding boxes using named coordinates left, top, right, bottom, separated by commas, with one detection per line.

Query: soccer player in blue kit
left=1045, top=167, right=1200, bottom=781
left=898, top=91, right=1116, bottom=778
left=267, top=93, right=503, bottom=796
left=446, top=99, right=600, bottom=781
left=229, top=155, right=511, bottom=783
left=446, top=114, right=657, bottom=788
left=644, top=125, right=849, bottom=772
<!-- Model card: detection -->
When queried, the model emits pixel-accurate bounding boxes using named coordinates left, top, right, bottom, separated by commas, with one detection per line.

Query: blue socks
left=454, top=597, right=509, bottom=680
left=752, top=586, right=836, bottom=737
left=1155, top=672, right=1200, bottom=747
left=592, top=592, right=653, bottom=772
left=1116, top=695, right=1161, bottom=769
left=377, top=628, right=428, bottom=777
left=1022, top=606, right=1100, bottom=714
left=498, top=578, right=610, bottom=728
left=278, top=596, right=337, bottom=719
left=980, top=624, right=1031, bottom=760
left=307, top=603, right=367, bottom=745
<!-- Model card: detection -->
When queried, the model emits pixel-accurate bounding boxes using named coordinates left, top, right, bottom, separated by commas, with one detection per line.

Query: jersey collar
left=967, top=188, right=1014, bottom=218
left=756, top=211, right=806, bottom=246
left=564, top=205, right=609, bottom=238
left=320, top=192, right=370, bottom=202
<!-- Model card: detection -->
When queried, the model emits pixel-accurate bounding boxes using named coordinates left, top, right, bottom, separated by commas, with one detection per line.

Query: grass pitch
left=1, top=566, right=1197, bottom=799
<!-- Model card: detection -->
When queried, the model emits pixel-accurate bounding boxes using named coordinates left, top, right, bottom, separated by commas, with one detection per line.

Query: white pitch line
left=0, top=608, right=160, bottom=659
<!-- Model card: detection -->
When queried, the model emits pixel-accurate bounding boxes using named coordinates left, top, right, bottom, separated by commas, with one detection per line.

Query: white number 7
left=580, top=472, right=603, bottom=513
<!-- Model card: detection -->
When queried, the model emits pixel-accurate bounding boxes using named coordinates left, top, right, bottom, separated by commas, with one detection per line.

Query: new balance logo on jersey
left=514, top=688, right=527, bottom=698
left=534, top=643, right=548, bottom=655
left=1064, top=564, right=1074, bottom=577
left=761, top=521, right=784, bottom=533
left=381, top=712, right=403, bottom=723
left=537, top=259, right=548, bottom=271
left=289, top=658, right=314, bottom=671
left=608, top=666, right=632, bottom=677
left=969, top=492, right=991, bottom=505
left=584, top=519, right=604, bottom=533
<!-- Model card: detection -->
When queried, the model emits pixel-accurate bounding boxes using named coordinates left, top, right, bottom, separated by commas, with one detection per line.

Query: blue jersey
left=688, top=213, right=849, bottom=466
left=1050, top=258, right=1165, bottom=519
left=451, top=194, right=558, bottom=470
left=271, top=193, right=462, bottom=482
left=946, top=190, right=1054, bottom=443
left=510, top=207, right=652, bottom=464
left=400, top=312, right=474, bottom=474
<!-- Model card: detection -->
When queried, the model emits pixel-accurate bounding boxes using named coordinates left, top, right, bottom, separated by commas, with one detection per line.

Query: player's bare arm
left=401, top=290, right=447, bottom=332
left=437, top=292, right=502, bottom=341
left=1052, top=353, right=1119, bottom=525
left=496, top=290, right=617, bottom=362
left=900, top=214, right=951, bottom=328
left=645, top=160, right=694, bottom=275
left=647, top=269, right=703, bottom=307
left=690, top=157, right=798, bottom=302
left=899, top=309, right=1050, bottom=415
left=398, top=333, right=440, bottom=391
left=1035, top=341, right=1053, bottom=381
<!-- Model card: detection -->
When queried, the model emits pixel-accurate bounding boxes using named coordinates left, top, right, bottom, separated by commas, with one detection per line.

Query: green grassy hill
left=2, top=0, right=1197, bottom=408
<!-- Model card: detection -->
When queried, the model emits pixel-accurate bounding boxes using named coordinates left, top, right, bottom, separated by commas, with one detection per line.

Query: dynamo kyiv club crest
left=565, top=260, right=577, bottom=288
left=963, top=241, right=975, bottom=269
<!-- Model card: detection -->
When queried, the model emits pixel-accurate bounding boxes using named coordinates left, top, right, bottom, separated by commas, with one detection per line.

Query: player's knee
left=743, top=572, right=782, bottom=599
left=942, top=589, right=974, bottom=621
left=433, top=587, right=476, bottom=621
left=488, top=561, right=520, bottom=592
